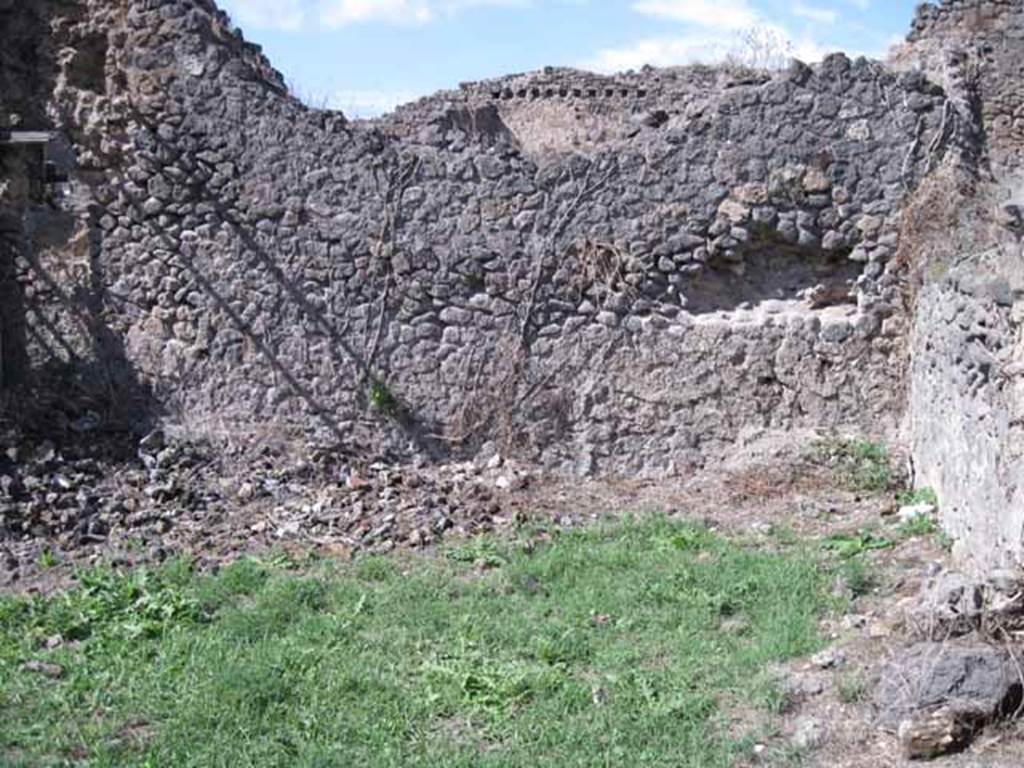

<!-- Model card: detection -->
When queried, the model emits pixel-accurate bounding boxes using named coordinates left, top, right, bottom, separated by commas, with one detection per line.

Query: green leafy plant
left=37, top=549, right=59, bottom=569
left=264, top=550, right=304, bottom=571
left=667, top=527, right=713, bottom=552
left=446, top=538, right=508, bottom=568
left=72, top=564, right=204, bottom=640
left=835, top=557, right=879, bottom=598
left=767, top=524, right=799, bottom=547
left=369, top=380, right=399, bottom=414
left=822, top=531, right=897, bottom=559
left=897, top=487, right=939, bottom=508
left=898, top=513, right=938, bottom=538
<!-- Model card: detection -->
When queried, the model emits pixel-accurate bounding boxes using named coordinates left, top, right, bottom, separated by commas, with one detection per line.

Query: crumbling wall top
left=908, top=0, right=1024, bottom=42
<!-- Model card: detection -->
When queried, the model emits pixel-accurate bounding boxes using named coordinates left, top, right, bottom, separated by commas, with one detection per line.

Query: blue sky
left=217, top=0, right=922, bottom=117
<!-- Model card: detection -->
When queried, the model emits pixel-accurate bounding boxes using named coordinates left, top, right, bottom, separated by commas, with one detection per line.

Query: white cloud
left=631, top=0, right=758, bottom=30
left=222, top=0, right=306, bottom=31
left=318, top=0, right=528, bottom=27
left=587, top=23, right=830, bottom=74
left=849, top=0, right=870, bottom=9
left=789, top=35, right=830, bottom=63
left=792, top=2, right=838, bottom=24
left=588, top=34, right=729, bottom=72
left=329, top=88, right=422, bottom=117
left=224, top=0, right=531, bottom=30
left=593, top=0, right=835, bottom=74
left=319, top=0, right=433, bottom=26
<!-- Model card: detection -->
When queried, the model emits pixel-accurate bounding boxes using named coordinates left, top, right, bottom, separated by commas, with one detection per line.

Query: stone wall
left=907, top=0, right=1024, bottom=172
left=8, top=0, right=1024, bottom=547
left=904, top=0, right=1024, bottom=571
left=909, top=239, right=1024, bottom=571
left=0, top=0, right=961, bottom=476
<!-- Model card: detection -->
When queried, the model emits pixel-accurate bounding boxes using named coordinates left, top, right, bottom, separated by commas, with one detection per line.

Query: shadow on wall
left=12, top=198, right=159, bottom=452
left=0, top=0, right=56, bottom=400
left=128, top=108, right=445, bottom=457
left=555, top=230, right=862, bottom=318
left=0, top=1, right=54, bottom=129
left=0, top=203, right=27, bottom=397
left=0, top=0, right=158, bottom=455
left=1, top=141, right=158, bottom=452
left=684, top=244, right=862, bottom=314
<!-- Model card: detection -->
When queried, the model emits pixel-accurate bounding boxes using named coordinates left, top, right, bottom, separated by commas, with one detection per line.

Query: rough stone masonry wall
left=907, top=0, right=1024, bottom=173
left=0, top=1, right=958, bottom=482
left=6, top=0, right=1024, bottom=572
left=0, top=0, right=953, bottom=476
left=903, top=0, right=1024, bottom=571
left=0, top=0, right=56, bottom=396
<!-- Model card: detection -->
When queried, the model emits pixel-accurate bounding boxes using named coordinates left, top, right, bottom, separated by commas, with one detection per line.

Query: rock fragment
left=875, top=642, right=1023, bottom=757
left=898, top=707, right=973, bottom=760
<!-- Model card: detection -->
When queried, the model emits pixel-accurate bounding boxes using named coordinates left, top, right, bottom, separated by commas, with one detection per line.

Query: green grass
left=37, top=549, right=59, bottom=569
left=897, top=513, right=938, bottom=538
left=837, top=672, right=867, bottom=704
left=0, top=518, right=834, bottom=768
left=821, top=531, right=897, bottom=560
left=896, top=487, right=939, bottom=508
left=811, top=437, right=894, bottom=494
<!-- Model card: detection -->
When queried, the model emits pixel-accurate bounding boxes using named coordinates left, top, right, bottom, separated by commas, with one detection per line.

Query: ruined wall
left=0, top=0, right=958, bottom=477
left=910, top=236, right=1024, bottom=571
left=904, top=0, right=1024, bottom=570
left=396, top=65, right=725, bottom=157
left=907, top=0, right=1024, bottom=173
left=4, top=0, right=1024, bottom=570
left=0, top=144, right=35, bottom=394
left=0, top=0, right=299, bottom=434
left=0, top=0, right=53, bottom=396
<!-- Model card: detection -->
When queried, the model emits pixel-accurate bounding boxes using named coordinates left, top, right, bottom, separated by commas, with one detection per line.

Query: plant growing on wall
left=370, top=380, right=399, bottom=415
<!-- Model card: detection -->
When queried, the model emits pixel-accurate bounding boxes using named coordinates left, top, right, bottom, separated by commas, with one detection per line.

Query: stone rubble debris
left=0, top=426, right=534, bottom=587
left=875, top=642, right=1024, bottom=759
left=903, top=571, right=1024, bottom=640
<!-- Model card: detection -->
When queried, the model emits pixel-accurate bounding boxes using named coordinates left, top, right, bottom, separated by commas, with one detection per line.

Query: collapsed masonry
left=0, top=0, right=1021, bottom=572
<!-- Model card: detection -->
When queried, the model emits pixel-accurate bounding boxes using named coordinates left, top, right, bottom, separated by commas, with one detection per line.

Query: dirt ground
left=2, top=427, right=1022, bottom=766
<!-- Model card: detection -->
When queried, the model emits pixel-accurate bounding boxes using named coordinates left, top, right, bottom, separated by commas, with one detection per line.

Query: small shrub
left=37, top=549, right=58, bottom=569
left=811, top=436, right=894, bottom=494
left=897, top=487, right=939, bottom=508
left=836, top=557, right=879, bottom=598
left=447, top=538, right=509, bottom=569
left=369, top=380, right=399, bottom=414
left=724, top=26, right=795, bottom=72
left=898, top=513, right=938, bottom=538
left=838, top=672, right=867, bottom=704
